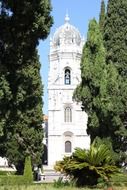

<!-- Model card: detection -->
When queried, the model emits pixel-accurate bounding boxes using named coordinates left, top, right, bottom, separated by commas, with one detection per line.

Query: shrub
left=111, top=173, right=127, bottom=186
left=0, top=175, right=24, bottom=185
left=53, top=177, right=70, bottom=188
left=55, top=139, right=120, bottom=187
left=23, top=156, right=33, bottom=184
left=0, top=156, right=33, bottom=185
left=0, top=170, right=15, bottom=175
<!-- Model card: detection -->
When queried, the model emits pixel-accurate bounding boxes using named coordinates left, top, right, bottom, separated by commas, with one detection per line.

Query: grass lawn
left=0, top=184, right=127, bottom=190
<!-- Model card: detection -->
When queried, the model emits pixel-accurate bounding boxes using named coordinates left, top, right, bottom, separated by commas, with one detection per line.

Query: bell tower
left=48, top=15, right=90, bottom=168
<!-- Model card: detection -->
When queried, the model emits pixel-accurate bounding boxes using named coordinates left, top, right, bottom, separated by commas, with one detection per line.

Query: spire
left=65, top=11, right=70, bottom=23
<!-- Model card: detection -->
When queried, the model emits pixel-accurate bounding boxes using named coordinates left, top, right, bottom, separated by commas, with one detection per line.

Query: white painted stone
left=47, top=15, right=90, bottom=169
left=0, top=157, right=8, bottom=167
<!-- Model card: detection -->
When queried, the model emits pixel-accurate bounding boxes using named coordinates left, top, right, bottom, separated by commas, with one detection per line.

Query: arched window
left=64, top=69, right=71, bottom=85
left=65, top=141, right=72, bottom=153
left=64, top=107, right=72, bottom=122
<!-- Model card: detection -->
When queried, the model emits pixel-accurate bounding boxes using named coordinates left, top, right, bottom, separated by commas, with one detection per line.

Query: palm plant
left=55, top=139, right=119, bottom=187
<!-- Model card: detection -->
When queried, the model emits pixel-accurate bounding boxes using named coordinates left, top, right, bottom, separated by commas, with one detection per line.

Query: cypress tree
left=5, top=52, right=44, bottom=173
left=99, top=0, right=106, bottom=34
left=104, top=0, right=127, bottom=154
left=0, top=0, right=53, bottom=173
left=104, top=0, right=127, bottom=77
left=0, top=75, right=11, bottom=137
left=23, top=156, right=33, bottom=184
left=74, top=19, right=126, bottom=154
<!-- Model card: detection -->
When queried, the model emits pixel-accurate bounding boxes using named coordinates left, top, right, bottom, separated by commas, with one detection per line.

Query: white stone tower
left=48, top=14, right=90, bottom=169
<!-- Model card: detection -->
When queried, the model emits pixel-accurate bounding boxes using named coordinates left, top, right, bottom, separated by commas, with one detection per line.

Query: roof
left=52, top=14, right=82, bottom=47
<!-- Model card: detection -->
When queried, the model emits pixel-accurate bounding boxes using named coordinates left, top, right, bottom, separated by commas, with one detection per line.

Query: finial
left=65, top=10, right=70, bottom=23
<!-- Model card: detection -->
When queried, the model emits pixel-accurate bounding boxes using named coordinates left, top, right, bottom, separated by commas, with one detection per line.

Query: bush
left=55, top=139, right=119, bottom=187
left=0, top=156, right=33, bottom=185
left=0, top=170, right=15, bottom=175
left=0, top=175, right=24, bottom=185
left=23, top=156, right=33, bottom=184
left=97, top=177, right=111, bottom=189
left=53, top=177, right=70, bottom=188
left=111, top=173, right=127, bottom=186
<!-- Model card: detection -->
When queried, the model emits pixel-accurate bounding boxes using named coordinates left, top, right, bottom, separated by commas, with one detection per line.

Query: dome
left=52, top=14, right=82, bottom=47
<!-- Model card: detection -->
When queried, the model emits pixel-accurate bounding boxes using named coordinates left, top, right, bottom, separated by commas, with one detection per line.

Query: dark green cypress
left=103, top=0, right=127, bottom=155
left=0, top=0, right=53, bottom=173
left=104, top=0, right=127, bottom=77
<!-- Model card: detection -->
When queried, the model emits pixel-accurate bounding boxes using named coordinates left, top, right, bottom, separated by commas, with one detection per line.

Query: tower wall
left=47, top=16, right=90, bottom=168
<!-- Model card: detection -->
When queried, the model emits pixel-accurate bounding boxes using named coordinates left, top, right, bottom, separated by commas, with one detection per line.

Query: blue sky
left=38, top=0, right=107, bottom=115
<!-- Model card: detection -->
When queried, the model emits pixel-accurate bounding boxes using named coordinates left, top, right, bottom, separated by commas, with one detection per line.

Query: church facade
left=47, top=15, right=90, bottom=168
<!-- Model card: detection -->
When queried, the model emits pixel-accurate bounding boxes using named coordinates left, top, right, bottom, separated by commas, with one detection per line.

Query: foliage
left=53, top=177, right=70, bottom=188
left=0, top=0, right=53, bottom=54
left=1, top=44, right=44, bottom=175
left=94, top=137, right=119, bottom=163
left=103, top=0, right=127, bottom=154
left=99, top=0, right=106, bottom=34
left=4, top=52, right=45, bottom=173
left=104, top=0, right=127, bottom=77
left=73, top=18, right=127, bottom=157
left=23, top=156, right=33, bottom=184
left=0, top=175, right=25, bottom=185
left=0, top=170, right=15, bottom=175
left=0, top=156, right=33, bottom=185
left=0, top=183, right=127, bottom=190
left=97, top=172, right=127, bottom=189
left=0, top=0, right=53, bottom=173
left=110, top=172, right=127, bottom=187
left=0, top=75, right=12, bottom=137
left=55, top=139, right=119, bottom=187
